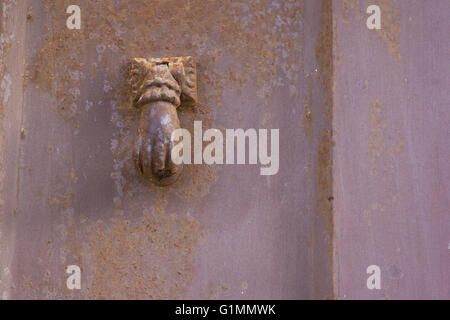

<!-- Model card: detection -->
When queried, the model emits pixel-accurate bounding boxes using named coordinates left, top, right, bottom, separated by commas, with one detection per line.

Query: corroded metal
left=129, top=57, right=197, bottom=186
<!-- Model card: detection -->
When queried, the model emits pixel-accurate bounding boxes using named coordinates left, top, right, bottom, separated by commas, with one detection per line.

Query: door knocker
left=128, top=57, right=198, bottom=186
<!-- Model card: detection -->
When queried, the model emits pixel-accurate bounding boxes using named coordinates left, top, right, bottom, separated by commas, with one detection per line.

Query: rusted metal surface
left=0, top=0, right=333, bottom=299
left=0, top=0, right=447, bottom=300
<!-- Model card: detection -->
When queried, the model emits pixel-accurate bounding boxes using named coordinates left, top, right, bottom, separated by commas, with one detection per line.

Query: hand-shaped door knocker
left=128, top=57, right=197, bottom=186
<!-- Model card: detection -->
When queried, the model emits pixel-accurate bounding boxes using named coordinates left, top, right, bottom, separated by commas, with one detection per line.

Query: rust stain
left=47, top=192, right=75, bottom=210
left=342, top=0, right=400, bottom=62
left=316, top=129, right=334, bottom=234
left=342, top=0, right=362, bottom=27
left=84, top=209, right=202, bottom=299
left=316, top=0, right=334, bottom=105
left=303, top=76, right=313, bottom=141
left=314, top=0, right=335, bottom=299
left=369, top=99, right=386, bottom=175
left=22, top=192, right=204, bottom=299
left=375, top=0, right=401, bottom=62
left=369, top=99, right=405, bottom=176
left=29, top=0, right=304, bottom=112
left=389, top=135, right=405, bottom=160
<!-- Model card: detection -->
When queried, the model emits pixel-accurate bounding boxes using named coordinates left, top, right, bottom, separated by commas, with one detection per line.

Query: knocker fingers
left=152, top=140, right=166, bottom=178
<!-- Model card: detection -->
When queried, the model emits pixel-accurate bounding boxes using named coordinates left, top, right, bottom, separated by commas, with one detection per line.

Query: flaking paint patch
left=0, top=73, right=11, bottom=106
left=0, top=0, right=14, bottom=117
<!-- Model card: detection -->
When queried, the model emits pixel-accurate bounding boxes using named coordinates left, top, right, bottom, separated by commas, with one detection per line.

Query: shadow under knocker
left=128, top=57, right=198, bottom=186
